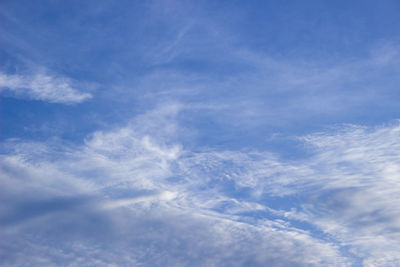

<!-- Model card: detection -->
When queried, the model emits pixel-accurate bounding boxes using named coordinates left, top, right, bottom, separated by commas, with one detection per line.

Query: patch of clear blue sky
left=1, top=0, right=400, bottom=155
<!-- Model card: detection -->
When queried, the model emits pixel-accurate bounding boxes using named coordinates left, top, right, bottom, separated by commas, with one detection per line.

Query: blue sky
left=1, top=0, right=400, bottom=266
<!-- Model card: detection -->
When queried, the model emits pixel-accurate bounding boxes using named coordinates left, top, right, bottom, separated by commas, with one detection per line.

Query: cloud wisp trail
left=1, top=106, right=399, bottom=266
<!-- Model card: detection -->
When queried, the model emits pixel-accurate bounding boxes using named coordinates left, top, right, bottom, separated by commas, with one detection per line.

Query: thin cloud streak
left=0, top=72, right=92, bottom=104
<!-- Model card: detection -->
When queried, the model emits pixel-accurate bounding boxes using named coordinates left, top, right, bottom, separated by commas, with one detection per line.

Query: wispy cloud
left=0, top=72, right=92, bottom=104
left=0, top=104, right=351, bottom=266
left=126, top=40, right=400, bottom=135
left=2, top=104, right=399, bottom=265
left=2, top=1, right=400, bottom=265
left=289, top=122, right=400, bottom=266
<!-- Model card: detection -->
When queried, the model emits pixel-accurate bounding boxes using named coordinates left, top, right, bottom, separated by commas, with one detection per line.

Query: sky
left=1, top=0, right=400, bottom=266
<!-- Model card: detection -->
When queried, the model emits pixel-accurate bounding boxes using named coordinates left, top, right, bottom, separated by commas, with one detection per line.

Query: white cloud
left=287, top=122, right=400, bottom=266
left=0, top=72, right=92, bottom=104
left=1, top=104, right=400, bottom=265
left=0, top=105, right=350, bottom=266
left=127, top=40, right=400, bottom=132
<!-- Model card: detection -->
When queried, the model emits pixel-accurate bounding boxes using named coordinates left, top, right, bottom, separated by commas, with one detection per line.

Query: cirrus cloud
left=1, top=105, right=399, bottom=266
left=0, top=72, right=92, bottom=104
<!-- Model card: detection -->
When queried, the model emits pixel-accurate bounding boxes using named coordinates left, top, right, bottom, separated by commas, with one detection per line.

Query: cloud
left=1, top=104, right=400, bottom=265
left=1, top=2, right=399, bottom=265
left=287, top=122, right=400, bottom=266
left=0, top=104, right=352, bottom=266
left=123, top=40, right=400, bottom=137
left=0, top=72, right=92, bottom=104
